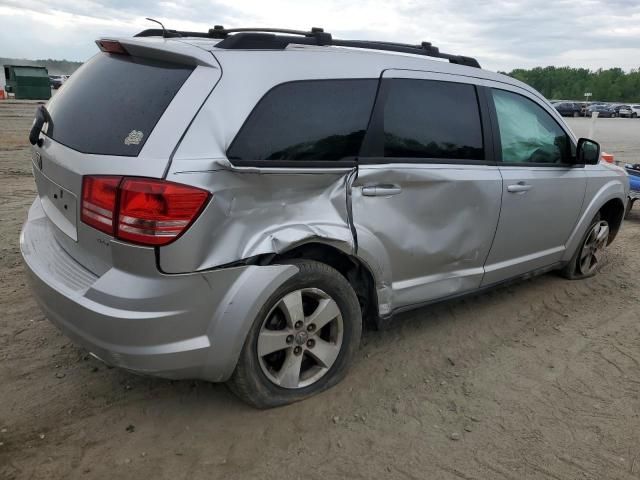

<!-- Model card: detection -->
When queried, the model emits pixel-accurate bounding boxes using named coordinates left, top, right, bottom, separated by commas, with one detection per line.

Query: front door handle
left=361, top=185, right=402, bottom=197
left=507, top=182, right=532, bottom=193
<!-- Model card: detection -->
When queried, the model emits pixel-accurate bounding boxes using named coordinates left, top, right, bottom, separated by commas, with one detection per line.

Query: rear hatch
left=31, top=37, right=221, bottom=274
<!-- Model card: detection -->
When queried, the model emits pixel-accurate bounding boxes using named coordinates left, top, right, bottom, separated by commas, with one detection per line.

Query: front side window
left=492, top=89, right=572, bottom=164
left=382, top=79, right=484, bottom=160
left=227, top=79, right=377, bottom=162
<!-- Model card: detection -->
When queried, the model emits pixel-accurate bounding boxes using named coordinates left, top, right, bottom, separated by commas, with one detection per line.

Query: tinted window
left=382, top=79, right=484, bottom=160
left=492, top=89, right=571, bottom=164
left=228, top=79, right=377, bottom=162
left=45, top=53, right=193, bottom=156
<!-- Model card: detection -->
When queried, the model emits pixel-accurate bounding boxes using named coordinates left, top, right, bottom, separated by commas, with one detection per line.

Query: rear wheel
left=228, top=260, right=362, bottom=408
left=561, top=214, right=609, bottom=279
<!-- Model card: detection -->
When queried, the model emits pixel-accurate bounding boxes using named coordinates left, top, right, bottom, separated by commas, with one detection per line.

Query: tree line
left=503, top=67, right=640, bottom=103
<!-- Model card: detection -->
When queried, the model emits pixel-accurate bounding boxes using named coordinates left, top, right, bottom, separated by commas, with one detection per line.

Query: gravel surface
left=1, top=102, right=640, bottom=479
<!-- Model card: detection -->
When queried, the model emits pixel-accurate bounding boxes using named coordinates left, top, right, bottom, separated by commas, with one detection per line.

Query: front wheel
left=561, top=215, right=609, bottom=279
left=633, top=113, right=638, bottom=119
left=625, top=199, right=635, bottom=218
left=228, top=260, right=362, bottom=408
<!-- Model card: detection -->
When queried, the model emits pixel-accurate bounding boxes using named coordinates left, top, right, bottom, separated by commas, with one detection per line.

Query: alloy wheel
left=578, top=221, right=609, bottom=275
left=257, top=288, right=344, bottom=389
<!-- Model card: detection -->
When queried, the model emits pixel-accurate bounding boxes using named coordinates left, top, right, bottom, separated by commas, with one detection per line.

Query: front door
left=482, top=87, right=587, bottom=285
left=351, top=70, right=502, bottom=315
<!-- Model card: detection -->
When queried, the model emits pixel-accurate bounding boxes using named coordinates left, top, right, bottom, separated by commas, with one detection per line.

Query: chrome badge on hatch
left=124, top=130, right=144, bottom=146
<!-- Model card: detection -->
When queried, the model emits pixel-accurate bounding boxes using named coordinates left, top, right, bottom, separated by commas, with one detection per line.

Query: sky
left=1, top=0, right=640, bottom=72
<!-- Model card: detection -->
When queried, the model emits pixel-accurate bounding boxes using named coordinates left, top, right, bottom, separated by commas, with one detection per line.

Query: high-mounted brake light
left=96, top=40, right=129, bottom=55
left=81, top=176, right=210, bottom=246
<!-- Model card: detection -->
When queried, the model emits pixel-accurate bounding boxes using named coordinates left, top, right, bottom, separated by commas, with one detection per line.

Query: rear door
left=481, top=86, right=586, bottom=285
left=351, top=70, right=502, bottom=313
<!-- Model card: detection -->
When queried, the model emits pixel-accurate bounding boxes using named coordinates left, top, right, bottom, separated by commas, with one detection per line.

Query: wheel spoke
left=307, top=298, right=340, bottom=331
left=279, top=290, right=304, bottom=327
left=307, top=337, right=340, bottom=369
left=580, top=246, right=592, bottom=262
left=595, top=223, right=609, bottom=244
left=257, top=330, right=292, bottom=357
left=276, top=350, right=303, bottom=388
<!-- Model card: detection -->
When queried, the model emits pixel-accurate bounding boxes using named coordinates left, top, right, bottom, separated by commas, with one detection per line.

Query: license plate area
left=33, top=166, right=78, bottom=241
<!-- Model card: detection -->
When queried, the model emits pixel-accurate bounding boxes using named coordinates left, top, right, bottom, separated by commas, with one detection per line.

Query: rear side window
left=382, top=79, right=484, bottom=160
left=227, top=79, right=378, bottom=163
left=45, top=53, right=193, bottom=156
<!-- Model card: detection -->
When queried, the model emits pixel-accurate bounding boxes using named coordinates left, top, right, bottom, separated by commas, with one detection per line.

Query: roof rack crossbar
left=134, top=26, right=481, bottom=68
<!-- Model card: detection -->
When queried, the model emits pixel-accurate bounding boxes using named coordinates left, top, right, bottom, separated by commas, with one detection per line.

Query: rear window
left=45, top=53, right=193, bottom=156
left=382, top=79, right=484, bottom=160
left=227, top=79, right=378, bottom=163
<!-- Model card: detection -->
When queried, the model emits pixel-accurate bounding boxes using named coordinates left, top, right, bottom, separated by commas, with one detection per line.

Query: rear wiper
left=29, top=105, right=53, bottom=147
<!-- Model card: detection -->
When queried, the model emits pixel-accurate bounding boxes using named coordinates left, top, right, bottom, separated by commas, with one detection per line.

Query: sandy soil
left=1, top=103, right=640, bottom=480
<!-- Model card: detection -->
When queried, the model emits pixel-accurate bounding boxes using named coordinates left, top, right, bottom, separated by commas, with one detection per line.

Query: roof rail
left=134, top=26, right=481, bottom=68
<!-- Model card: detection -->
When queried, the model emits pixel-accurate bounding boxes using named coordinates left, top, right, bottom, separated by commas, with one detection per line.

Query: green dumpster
left=3, top=65, right=51, bottom=100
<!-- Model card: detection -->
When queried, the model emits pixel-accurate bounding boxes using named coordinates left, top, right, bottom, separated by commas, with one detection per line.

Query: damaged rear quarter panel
left=159, top=164, right=356, bottom=273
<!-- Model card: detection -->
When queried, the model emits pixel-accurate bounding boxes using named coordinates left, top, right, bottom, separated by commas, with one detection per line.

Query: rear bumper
left=20, top=199, right=297, bottom=381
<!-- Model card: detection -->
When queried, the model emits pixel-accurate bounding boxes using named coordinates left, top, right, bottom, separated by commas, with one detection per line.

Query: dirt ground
left=1, top=103, right=640, bottom=480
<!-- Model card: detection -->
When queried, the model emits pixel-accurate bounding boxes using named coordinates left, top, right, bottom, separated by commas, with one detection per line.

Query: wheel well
left=599, top=198, right=625, bottom=244
left=265, top=243, right=379, bottom=328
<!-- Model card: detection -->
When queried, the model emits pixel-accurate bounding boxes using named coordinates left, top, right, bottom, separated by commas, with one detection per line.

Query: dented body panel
left=160, top=164, right=356, bottom=273
left=353, top=164, right=502, bottom=315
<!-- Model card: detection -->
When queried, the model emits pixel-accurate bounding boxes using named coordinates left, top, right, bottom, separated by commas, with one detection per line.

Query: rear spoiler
left=94, top=38, right=219, bottom=68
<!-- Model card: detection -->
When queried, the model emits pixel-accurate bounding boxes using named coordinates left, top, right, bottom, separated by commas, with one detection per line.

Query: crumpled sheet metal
left=159, top=166, right=356, bottom=273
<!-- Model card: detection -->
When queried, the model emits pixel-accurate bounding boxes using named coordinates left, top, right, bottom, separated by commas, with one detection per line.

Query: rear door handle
left=507, top=182, right=532, bottom=193
left=361, top=185, right=402, bottom=197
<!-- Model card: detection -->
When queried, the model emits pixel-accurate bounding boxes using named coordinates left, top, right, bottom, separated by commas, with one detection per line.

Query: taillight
left=117, top=178, right=210, bottom=245
left=81, top=176, right=210, bottom=246
left=81, top=176, right=120, bottom=235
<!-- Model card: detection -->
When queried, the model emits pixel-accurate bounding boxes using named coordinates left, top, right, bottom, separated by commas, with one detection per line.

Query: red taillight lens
left=81, top=176, right=210, bottom=246
left=117, top=178, right=210, bottom=246
left=81, top=176, right=121, bottom=235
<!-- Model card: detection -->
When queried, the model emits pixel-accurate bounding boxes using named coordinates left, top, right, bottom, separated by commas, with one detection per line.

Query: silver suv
left=21, top=27, right=629, bottom=407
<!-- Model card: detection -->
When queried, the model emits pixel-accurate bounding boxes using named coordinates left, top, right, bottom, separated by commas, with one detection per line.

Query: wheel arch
left=599, top=197, right=625, bottom=244
left=562, top=179, right=626, bottom=262
left=266, top=242, right=380, bottom=328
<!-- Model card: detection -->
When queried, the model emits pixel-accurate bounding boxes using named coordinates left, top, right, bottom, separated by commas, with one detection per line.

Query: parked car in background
left=630, top=105, right=640, bottom=118
left=554, top=102, right=582, bottom=117
left=21, top=27, right=630, bottom=407
left=588, top=104, right=618, bottom=117
left=617, top=105, right=633, bottom=117
left=625, top=164, right=640, bottom=216
left=48, top=75, right=64, bottom=89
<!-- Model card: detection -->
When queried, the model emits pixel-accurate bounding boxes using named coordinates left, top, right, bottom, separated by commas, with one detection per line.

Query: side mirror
left=576, top=138, right=600, bottom=165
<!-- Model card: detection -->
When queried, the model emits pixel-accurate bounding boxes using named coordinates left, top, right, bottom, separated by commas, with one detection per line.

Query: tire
left=633, top=113, right=638, bottom=119
left=625, top=199, right=634, bottom=218
left=561, top=214, right=609, bottom=280
left=573, top=111, right=579, bottom=117
left=228, top=259, right=362, bottom=408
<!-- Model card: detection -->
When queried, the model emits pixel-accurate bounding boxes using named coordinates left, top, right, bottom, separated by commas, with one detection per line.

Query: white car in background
left=630, top=105, right=640, bottom=118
